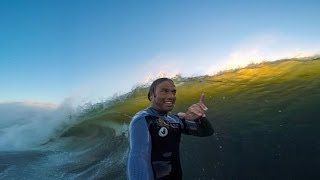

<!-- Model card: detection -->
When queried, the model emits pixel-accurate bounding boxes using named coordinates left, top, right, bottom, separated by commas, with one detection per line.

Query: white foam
left=0, top=99, right=77, bottom=151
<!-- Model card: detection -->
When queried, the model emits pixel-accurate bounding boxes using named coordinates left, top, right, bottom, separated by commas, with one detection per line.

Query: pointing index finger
left=199, top=93, right=205, bottom=104
left=199, top=94, right=208, bottom=111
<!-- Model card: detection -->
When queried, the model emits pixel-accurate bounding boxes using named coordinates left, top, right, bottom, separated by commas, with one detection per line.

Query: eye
left=160, top=89, right=169, bottom=93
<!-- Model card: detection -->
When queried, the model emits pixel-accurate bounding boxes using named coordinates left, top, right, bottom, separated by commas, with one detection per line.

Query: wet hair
left=148, top=78, right=174, bottom=101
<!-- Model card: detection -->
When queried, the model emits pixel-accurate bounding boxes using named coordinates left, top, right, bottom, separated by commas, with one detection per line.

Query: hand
left=177, top=94, right=208, bottom=121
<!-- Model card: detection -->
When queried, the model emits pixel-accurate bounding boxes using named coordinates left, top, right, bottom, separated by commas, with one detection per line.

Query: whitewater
left=0, top=100, right=129, bottom=179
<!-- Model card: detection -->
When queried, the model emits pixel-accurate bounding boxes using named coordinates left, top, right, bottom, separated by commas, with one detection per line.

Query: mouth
left=164, top=101, right=174, bottom=106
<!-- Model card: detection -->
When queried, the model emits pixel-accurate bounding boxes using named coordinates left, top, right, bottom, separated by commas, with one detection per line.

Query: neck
left=149, top=106, right=168, bottom=116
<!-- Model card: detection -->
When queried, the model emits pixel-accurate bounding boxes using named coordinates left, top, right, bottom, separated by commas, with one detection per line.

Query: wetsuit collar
left=148, top=107, right=168, bottom=117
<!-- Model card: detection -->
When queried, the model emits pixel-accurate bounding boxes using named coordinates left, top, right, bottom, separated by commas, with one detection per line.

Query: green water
left=65, top=58, right=320, bottom=179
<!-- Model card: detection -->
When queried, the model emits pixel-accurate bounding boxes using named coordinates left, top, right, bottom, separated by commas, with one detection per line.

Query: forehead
left=155, top=80, right=176, bottom=89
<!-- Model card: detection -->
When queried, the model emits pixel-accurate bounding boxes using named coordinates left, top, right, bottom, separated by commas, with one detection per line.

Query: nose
left=168, top=92, right=175, bottom=99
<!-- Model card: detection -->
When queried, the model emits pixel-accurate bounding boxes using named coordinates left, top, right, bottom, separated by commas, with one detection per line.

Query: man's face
left=150, top=80, right=176, bottom=112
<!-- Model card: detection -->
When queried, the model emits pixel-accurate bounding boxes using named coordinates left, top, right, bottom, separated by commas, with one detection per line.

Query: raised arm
left=127, top=117, right=154, bottom=180
left=177, top=94, right=214, bottom=137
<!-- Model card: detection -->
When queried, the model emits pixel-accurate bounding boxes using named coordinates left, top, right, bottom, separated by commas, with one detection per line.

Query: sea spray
left=0, top=100, right=76, bottom=151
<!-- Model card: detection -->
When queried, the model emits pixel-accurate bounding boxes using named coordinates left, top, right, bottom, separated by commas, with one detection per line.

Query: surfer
left=127, top=78, right=214, bottom=180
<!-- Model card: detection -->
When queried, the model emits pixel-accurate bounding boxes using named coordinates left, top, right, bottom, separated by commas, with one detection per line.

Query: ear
left=150, top=92, right=155, bottom=101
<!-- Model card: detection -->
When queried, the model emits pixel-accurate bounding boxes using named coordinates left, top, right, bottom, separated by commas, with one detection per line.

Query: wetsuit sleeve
left=127, top=117, right=154, bottom=180
left=179, top=116, right=214, bottom=137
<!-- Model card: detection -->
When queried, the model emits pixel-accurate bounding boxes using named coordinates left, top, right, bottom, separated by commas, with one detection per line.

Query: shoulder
left=129, top=109, right=152, bottom=129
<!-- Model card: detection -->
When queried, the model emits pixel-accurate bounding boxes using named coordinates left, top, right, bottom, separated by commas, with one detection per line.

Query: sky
left=1, top=0, right=319, bottom=105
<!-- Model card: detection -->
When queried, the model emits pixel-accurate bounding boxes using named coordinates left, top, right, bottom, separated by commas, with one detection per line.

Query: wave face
left=1, top=58, right=320, bottom=179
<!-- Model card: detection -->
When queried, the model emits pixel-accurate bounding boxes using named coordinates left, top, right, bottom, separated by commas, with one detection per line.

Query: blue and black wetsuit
left=127, top=107, right=214, bottom=180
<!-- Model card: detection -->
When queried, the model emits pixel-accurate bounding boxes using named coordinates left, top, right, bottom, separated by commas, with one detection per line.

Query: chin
left=163, top=106, right=174, bottom=112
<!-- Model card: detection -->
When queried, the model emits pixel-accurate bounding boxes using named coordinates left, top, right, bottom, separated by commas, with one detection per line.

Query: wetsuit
left=127, top=107, right=214, bottom=180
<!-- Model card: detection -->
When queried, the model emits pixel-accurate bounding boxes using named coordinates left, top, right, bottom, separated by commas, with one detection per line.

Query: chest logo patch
left=158, top=127, right=168, bottom=137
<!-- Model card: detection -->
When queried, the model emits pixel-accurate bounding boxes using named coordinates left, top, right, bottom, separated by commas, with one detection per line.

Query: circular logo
left=158, top=127, right=168, bottom=137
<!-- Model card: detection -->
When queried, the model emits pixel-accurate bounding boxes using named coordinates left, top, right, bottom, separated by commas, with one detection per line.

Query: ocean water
left=1, top=58, right=320, bottom=179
